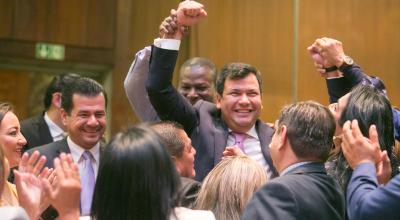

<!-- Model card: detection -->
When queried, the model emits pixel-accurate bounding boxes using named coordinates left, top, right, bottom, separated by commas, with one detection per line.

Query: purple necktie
left=80, top=151, right=95, bottom=215
left=232, top=132, right=247, bottom=151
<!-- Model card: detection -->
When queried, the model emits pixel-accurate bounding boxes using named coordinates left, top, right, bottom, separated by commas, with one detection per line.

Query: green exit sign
left=35, top=42, right=65, bottom=61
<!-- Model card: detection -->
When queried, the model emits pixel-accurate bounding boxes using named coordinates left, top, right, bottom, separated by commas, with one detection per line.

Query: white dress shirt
left=67, top=137, right=100, bottom=178
left=44, top=112, right=65, bottom=141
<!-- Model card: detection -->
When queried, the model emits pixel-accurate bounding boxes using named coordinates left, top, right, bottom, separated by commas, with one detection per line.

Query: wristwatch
left=324, top=55, right=354, bottom=73
left=338, top=55, right=354, bottom=71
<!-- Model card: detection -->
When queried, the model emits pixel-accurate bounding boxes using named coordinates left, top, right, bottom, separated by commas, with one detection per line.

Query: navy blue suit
left=346, top=162, right=400, bottom=220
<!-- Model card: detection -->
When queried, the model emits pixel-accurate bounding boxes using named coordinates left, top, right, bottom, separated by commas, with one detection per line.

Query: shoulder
left=28, top=139, right=68, bottom=156
left=21, top=115, right=43, bottom=129
left=242, top=179, right=299, bottom=220
left=171, top=207, right=215, bottom=220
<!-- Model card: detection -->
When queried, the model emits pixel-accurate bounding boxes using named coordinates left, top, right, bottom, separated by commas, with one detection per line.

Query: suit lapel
left=55, top=139, right=71, bottom=155
left=257, top=120, right=279, bottom=177
left=213, top=117, right=229, bottom=165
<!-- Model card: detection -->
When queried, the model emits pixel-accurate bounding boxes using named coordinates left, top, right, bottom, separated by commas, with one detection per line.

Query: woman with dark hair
left=91, top=125, right=214, bottom=220
left=327, top=84, right=399, bottom=190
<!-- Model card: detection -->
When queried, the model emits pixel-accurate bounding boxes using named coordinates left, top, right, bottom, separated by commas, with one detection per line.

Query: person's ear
left=215, top=94, right=222, bottom=109
left=278, top=125, right=288, bottom=150
left=52, top=92, right=62, bottom=108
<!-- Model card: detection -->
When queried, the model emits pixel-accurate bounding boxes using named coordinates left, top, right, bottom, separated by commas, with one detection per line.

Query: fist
left=177, top=0, right=207, bottom=26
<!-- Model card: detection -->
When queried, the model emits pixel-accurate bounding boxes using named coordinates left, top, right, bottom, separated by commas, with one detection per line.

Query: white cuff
left=153, top=38, right=180, bottom=50
left=326, top=76, right=344, bottom=80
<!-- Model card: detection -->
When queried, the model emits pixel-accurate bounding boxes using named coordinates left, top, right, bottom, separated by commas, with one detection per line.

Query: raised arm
left=146, top=1, right=207, bottom=134
left=341, top=120, right=400, bottom=220
left=308, top=37, right=387, bottom=103
left=124, top=46, right=160, bottom=122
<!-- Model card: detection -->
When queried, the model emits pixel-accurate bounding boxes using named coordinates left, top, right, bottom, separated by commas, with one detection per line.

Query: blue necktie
left=80, top=151, right=95, bottom=215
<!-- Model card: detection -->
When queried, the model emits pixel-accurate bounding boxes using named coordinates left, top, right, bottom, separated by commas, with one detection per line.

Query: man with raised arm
left=146, top=0, right=277, bottom=181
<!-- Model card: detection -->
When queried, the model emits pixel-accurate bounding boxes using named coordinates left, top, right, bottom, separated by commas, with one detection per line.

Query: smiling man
left=28, top=77, right=107, bottom=216
left=146, top=1, right=277, bottom=181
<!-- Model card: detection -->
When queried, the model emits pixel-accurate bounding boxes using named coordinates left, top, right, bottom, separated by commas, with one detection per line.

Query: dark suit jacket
left=146, top=46, right=278, bottom=181
left=346, top=162, right=400, bottom=220
left=28, top=138, right=70, bottom=169
left=28, top=139, right=103, bottom=220
left=21, top=114, right=53, bottom=151
left=241, top=162, right=345, bottom=220
left=180, top=177, right=201, bottom=208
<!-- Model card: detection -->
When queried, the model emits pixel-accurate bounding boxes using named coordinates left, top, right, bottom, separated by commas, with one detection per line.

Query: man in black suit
left=21, top=73, right=81, bottom=151
left=241, top=101, right=345, bottom=220
left=146, top=2, right=277, bottom=181
left=29, top=77, right=107, bottom=216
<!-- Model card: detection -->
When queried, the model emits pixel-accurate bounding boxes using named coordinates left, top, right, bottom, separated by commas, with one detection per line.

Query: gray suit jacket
left=28, top=138, right=70, bottom=169
left=21, top=114, right=53, bottom=151
left=241, top=162, right=345, bottom=220
left=147, top=46, right=278, bottom=181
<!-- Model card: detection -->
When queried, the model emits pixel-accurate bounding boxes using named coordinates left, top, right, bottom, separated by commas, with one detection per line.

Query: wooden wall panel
left=10, top=0, right=115, bottom=48
left=189, top=0, right=294, bottom=122
left=0, top=70, right=29, bottom=119
left=0, top=0, right=13, bottom=38
left=111, top=0, right=182, bottom=133
left=298, top=0, right=400, bottom=109
left=86, top=0, right=116, bottom=48
left=13, top=0, right=52, bottom=42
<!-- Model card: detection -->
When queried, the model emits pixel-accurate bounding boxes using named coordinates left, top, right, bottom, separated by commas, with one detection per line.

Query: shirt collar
left=67, top=137, right=100, bottom=163
left=44, top=112, right=64, bottom=139
left=228, top=125, right=258, bottom=140
left=280, top=161, right=314, bottom=176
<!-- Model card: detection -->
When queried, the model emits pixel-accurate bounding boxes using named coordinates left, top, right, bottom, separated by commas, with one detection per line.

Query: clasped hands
left=159, top=0, right=207, bottom=39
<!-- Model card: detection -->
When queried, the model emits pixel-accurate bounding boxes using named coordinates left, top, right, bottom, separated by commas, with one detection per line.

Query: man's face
left=62, top=93, right=106, bottom=149
left=178, top=65, right=214, bottom=105
left=216, top=74, right=262, bottom=133
left=174, top=129, right=196, bottom=178
left=328, top=93, right=350, bottom=136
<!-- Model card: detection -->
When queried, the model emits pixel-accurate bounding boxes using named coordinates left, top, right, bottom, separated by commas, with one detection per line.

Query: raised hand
left=159, top=9, right=180, bottom=39
left=18, top=151, right=46, bottom=175
left=176, top=0, right=207, bottom=26
left=14, top=169, right=42, bottom=220
left=341, top=120, right=382, bottom=169
left=41, top=153, right=81, bottom=220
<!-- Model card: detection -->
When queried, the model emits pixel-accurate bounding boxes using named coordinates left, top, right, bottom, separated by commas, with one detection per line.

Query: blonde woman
left=195, top=156, right=267, bottom=220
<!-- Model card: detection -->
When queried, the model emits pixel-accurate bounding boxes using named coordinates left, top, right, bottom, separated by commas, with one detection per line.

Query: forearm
left=347, top=162, right=400, bottom=220
left=124, top=46, right=160, bottom=122
left=146, top=44, right=197, bottom=133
